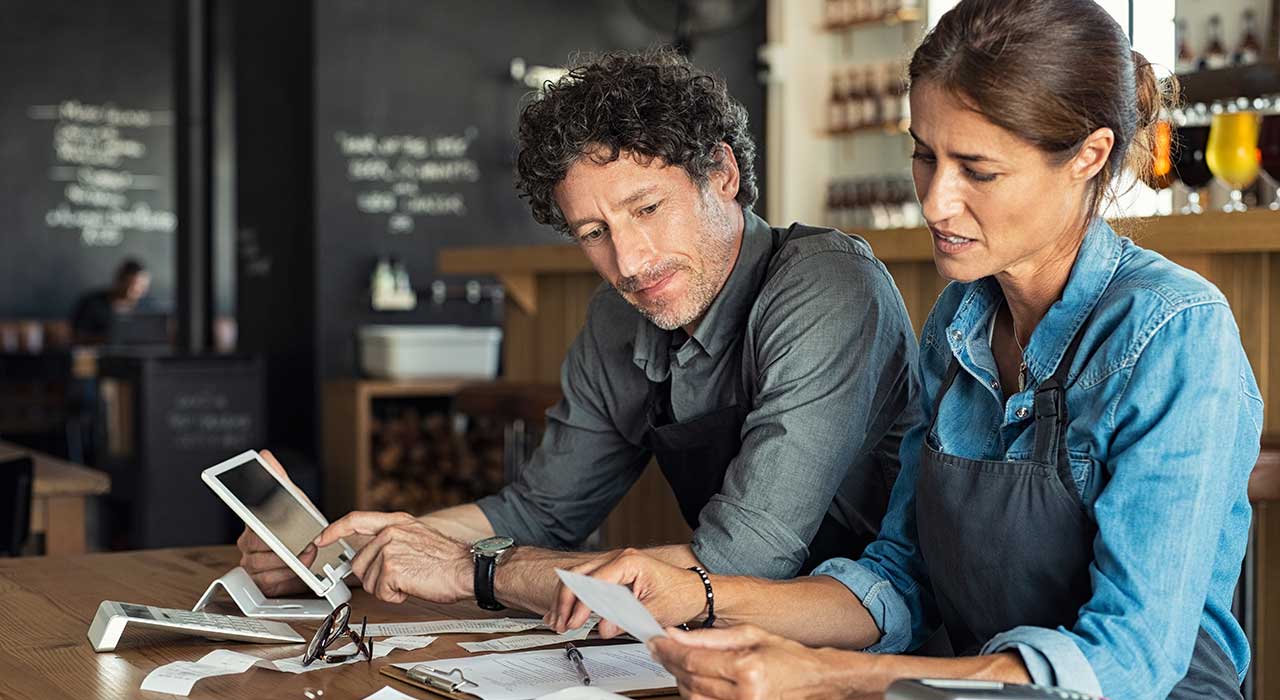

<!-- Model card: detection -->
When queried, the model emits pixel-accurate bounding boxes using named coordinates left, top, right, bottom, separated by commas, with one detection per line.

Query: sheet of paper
left=535, top=688, right=630, bottom=700
left=392, top=643, right=673, bottom=700
left=363, top=686, right=424, bottom=700
left=554, top=570, right=666, bottom=642
left=361, top=618, right=545, bottom=637
left=140, top=635, right=439, bottom=694
left=139, top=650, right=260, bottom=695
left=458, top=617, right=598, bottom=653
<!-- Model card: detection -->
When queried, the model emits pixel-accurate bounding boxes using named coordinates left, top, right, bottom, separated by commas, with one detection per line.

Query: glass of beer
left=1173, top=105, right=1214, bottom=214
left=1206, top=107, right=1262, bottom=212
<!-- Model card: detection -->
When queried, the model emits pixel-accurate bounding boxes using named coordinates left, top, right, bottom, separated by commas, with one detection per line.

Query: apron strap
left=1030, top=314, right=1096, bottom=485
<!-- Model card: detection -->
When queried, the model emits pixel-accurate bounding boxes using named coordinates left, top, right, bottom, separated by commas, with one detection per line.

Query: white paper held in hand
left=553, top=569, right=666, bottom=642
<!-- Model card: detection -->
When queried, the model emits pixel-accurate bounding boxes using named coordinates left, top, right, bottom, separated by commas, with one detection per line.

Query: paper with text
left=393, top=643, right=673, bottom=700
left=361, top=618, right=545, bottom=637
left=554, top=570, right=666, bottom=642
left=458, top=617, right=598, bottom=653
left=139, top=636, right=437, bottom=694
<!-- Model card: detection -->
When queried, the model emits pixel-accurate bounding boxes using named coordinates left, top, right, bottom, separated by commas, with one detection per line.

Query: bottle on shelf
left=1234, top=9, right=1261, bottom=66
left=829, top=72, right=848, bottom=133
left=880, top=66, right=900, bottom=129
left=863, top=65, right=884, bottom=129
left=825, top=0, right=845, bottom=28
left=1202, top=15, right=1229, bottom=70
left=850, top=0, right=872, bottom=24
left=1175, top=19, right=1197, bottom=75
left=844, top=67, right=866, bottom=131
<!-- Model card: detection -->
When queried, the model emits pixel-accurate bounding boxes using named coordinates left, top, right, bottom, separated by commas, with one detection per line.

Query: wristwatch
left=471, top=536, right=515, bottom=611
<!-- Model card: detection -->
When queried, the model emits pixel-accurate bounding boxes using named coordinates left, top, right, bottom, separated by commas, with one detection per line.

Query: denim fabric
left=814, top=219, right=1260, bottom=700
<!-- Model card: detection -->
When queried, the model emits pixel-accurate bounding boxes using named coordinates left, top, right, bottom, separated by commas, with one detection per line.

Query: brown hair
left=908, top=0, right=1175, bottom=224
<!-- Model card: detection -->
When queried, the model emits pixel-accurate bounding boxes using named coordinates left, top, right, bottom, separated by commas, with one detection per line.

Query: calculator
left=87, top=600, right=306, bottom=652
left=886, top=679, right=1105, bottom=700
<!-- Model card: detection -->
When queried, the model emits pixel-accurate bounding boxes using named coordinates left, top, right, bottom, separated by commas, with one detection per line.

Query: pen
left=565, top=642, right=591, bottom=686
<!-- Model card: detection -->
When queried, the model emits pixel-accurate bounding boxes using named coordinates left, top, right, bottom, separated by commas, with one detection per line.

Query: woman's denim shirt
left=814, top=220, right=1261, bottom=699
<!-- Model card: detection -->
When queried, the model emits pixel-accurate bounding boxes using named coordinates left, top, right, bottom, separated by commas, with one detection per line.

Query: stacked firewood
left=366, top=403, right=507, bottom=513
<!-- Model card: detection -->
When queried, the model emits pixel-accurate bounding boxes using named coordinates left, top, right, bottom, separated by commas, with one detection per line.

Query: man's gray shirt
left=476, top=210, right=920, bottom=578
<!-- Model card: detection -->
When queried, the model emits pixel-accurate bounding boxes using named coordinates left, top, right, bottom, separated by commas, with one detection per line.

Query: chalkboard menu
left=0, top=1, right=175, bottom=319
left=313, top=0, right=766, bottom=377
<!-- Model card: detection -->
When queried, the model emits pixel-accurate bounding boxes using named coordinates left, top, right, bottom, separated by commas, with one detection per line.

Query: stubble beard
left=617, top=194, right=738, bottom=331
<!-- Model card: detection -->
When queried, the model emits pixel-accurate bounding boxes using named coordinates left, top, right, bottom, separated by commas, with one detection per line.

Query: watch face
left=473, top=536, right=514, bottom=555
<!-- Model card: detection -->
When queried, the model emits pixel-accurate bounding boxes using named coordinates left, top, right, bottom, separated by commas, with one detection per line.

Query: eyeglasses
left=301, top=603, right=373, bottom=667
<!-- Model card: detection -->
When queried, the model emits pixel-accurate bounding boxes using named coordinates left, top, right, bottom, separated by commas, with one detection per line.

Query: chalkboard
left=0, top=0, right=175, bottom=319
left=98, top=354, right=266, bottom=548
left=313, top=0, right=766, bottom=377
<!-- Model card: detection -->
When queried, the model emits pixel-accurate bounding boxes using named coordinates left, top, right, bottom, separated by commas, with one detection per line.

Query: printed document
left=459, top=616, right=598, bottom=653
left=393, top=643, right=673, bottom=700
left=362, top=618, right=545, bottom=637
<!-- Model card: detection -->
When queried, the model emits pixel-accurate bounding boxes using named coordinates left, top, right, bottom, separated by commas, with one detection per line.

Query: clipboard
left=380, top=663, right=677, bottom=699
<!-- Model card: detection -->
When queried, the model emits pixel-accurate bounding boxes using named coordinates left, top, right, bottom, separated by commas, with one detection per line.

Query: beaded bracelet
left=687, top=565, right=715, bottom=629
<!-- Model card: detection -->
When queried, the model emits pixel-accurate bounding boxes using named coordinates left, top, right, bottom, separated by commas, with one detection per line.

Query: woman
left=545, top=1, right=1260, bottom=698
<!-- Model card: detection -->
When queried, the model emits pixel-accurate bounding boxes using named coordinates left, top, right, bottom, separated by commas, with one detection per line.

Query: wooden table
left=0, top=546, right=679, bottom=699
left=0, top=439, right=110, bottom=554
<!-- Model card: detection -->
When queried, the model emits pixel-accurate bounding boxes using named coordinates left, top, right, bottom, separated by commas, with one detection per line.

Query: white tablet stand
left=193, top=566, right=352, bottom=620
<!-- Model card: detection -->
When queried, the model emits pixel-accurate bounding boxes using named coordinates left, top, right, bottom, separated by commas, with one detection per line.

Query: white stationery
left=458, top=617, right=599, bottom=653
left=553, top=570, right=667, bottom=642
left=363, top=687, right=424, bottom=700
left=140, top=635, right=437, bottom=695
left=534, top=688, right=630, bottom=700
left=392, top=643, right=674, bottom=700
left=362, top=618, right=545, bottom=637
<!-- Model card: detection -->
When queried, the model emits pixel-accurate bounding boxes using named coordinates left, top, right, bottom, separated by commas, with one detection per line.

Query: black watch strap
left=474, top=555, right=504, bottom=611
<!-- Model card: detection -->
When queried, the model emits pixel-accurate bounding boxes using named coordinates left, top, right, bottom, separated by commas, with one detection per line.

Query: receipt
left=139, top=650, right=260, bottom=695
left=554, top=570, right=666, bottom=642
left=458, top=617, right=598, bottom=653
left=140, top=636, right=438, bottom=694
left=361, top=618, right=545, bottom=637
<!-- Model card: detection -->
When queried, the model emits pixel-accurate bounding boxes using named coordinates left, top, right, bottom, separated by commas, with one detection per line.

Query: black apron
left=916, top=314, right=1241, bottom=698
left=639, top=225, right=864, bottom=574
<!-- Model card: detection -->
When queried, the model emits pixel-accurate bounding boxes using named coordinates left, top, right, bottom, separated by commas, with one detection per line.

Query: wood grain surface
left=0, top=547, right=678, bottom=700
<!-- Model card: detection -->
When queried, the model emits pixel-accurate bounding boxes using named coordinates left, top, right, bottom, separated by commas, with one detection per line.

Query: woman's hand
left=649, top=624, right=873, bottom=700
left=546, top=548, right=708, bottom=637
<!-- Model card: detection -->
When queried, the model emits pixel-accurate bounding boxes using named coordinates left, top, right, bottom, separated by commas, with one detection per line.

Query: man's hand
left=547, top=548, right=707, bottom=637
left=650, top=625, right=863, bottom=700
left=314, top=511, right=472, bottom=604
left=235, top=450, right=315, bottom=596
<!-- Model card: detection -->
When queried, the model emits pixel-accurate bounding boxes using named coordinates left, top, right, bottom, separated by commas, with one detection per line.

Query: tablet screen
left=213, top=456, right=349, bottom=579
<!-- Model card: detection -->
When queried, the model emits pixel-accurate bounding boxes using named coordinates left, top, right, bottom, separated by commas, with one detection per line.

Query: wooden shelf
left=847, top=209, right=1280, bottom=263
left=821, top=7, right=921, bottom=32
left=823, top=120, right=909, bottom=138
left=1176, top=61, right=1280, bottom=105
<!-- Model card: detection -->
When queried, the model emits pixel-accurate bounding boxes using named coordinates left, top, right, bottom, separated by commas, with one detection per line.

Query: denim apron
left=639, top=225, right=868, bottom=574
left=916, top=317, right=1241, bottom=698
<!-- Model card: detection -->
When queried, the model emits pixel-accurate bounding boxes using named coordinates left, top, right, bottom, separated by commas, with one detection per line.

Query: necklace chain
left=1003, top=299, right=1029, bottom=392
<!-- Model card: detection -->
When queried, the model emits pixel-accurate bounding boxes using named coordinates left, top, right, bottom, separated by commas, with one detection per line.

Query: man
left=239, top=48, right=919, bottom=625
left=69, top=259, right=151, bottom=344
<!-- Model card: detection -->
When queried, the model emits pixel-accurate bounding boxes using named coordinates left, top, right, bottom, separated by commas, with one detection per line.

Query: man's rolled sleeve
left=983, top=627, right=1103, bottom=696
left=812, top=557, right=915, bottom=653
left=692, top=494, right=811, bottom=577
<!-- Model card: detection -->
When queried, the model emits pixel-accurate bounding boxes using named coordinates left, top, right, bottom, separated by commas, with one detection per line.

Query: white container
left=358, top=325, right=502, bottom=379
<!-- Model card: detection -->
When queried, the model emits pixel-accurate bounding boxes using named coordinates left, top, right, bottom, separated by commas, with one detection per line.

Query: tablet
left=203, top=450, right=356, bottom=597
